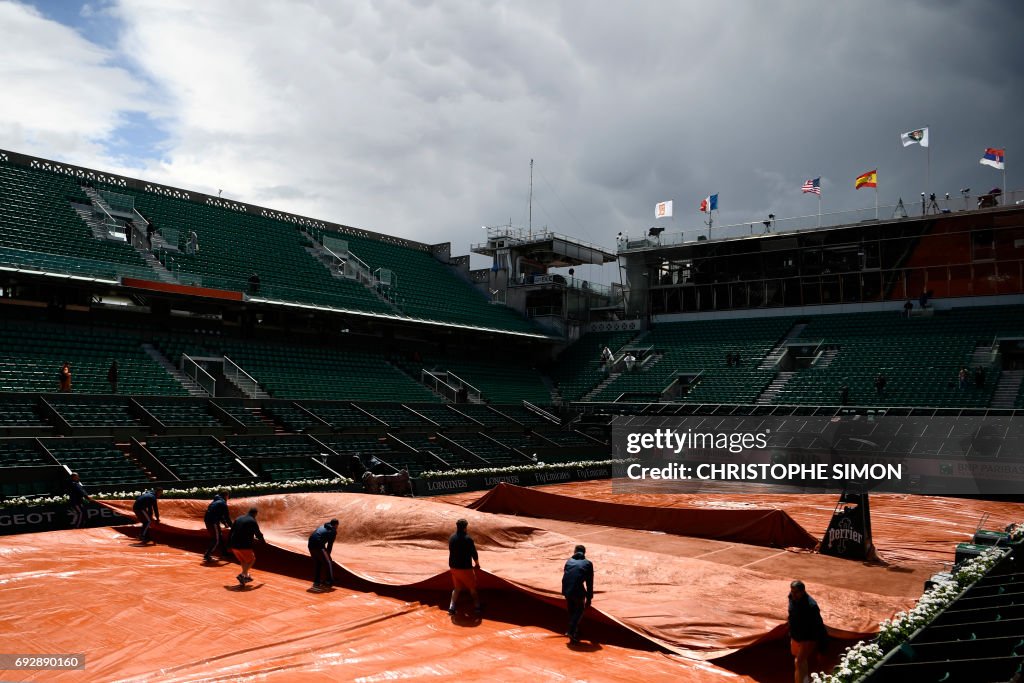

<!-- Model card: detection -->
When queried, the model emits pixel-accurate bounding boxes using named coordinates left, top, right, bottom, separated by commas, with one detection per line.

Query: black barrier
left=0, top=501, right=132, bottom=535
left=411, top=465, right=613, bottom=496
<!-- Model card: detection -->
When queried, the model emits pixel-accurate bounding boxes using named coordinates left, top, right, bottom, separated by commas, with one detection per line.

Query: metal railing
left=446, top=371, right=482, bottom=403
left=0, top=244, right=149, bottom=282
left=512, top=274, right=619, bottom=299
left=181, top=354, right=217, bottom=396
left=99, top=190, right=135, bottom=213
left=621, top=188, right=1024, bottom=251
left=421, top=369, right=460, bottom=402
left=472, top=225, right=615, bottom=257
left=223, top=356, right=262, bottom=398
left=523, top=401, right=560, bottom=424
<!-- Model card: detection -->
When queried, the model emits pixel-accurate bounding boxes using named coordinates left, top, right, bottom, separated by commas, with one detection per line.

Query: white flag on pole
left=655, top=200, right=673, bottom=218
left=901, top=127, right=929, bottom=147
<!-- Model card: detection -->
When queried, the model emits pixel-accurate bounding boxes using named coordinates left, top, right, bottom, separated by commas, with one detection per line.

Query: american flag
left=802, top=177, right=821, bottom=195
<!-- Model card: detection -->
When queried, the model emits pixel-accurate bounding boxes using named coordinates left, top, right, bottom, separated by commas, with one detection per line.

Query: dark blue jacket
left=448, top=531, right=478, bottom=569
left=229, top=514, right=264, bottom=550
left=562, top=553, right=594, bottom=600
left=69, top=481, right=88, bottom=506
left=133, top=490, right=159, bottom=518
left=308, top=523, right=337, bottom=552
left=788, top=595, right=827, bottom=642
left=204, top=495, right=231, bottom=527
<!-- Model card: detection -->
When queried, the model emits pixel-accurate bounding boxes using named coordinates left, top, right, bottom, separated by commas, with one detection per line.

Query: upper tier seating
left=311, top=227, right=538, bottom=333
left=0, top=163, right=153, bottom=280
left=98, top=182, right=537, bottom=333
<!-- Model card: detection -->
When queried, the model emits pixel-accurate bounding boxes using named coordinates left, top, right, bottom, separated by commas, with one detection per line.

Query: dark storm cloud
left=4, top=0, right=1022, bottom=268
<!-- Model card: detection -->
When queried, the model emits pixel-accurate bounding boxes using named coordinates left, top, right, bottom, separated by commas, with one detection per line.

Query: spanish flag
left=855, top=169, right=877, bottom=190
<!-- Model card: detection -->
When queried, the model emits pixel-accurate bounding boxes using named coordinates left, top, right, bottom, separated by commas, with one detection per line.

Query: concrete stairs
left=991, top=370, right=1023, bottom=409
left=141, top=344, right=209, bottom=397
left=300, top=230, right=404, bottom=314
left=129, top=233, right=177, bottom=283
left=814, top=348, right=839, bottom=368
left=755, top=371, right=796, bottom=404
left=970, top=344, right=996, bottom=367
left=83, top=186, right=116, bottom=216
left=582, top=372, right=621, bottom=402
left=71, top=202, right=119, bottom=241
left=759, top=322, right=807, bottom=369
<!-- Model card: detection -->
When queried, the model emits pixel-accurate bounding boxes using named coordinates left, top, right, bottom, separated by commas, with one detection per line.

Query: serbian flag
left=855, top=170, right=877, bottom=190
left=699, top=194, right=718, bottom=212
left=980, top=148, right=1005, bottom=170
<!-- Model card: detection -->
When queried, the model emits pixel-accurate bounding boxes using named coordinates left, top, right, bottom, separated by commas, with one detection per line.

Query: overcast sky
left=1, top=0, right=1021, bottom=278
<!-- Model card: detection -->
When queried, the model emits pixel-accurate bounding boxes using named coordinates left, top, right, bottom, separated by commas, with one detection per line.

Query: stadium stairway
left=299, top=228, right=404, bottom=315
left=70, top=202, right=116, bottom=242
left=993, top=370, right=1024, bottom=409
left=754, top=371, right=796, bottom=404
left=758, top=322, right=807, bottom=369
left=141, top=344, right=209, bottom=397
left=127, top=230, right=177, bottom=284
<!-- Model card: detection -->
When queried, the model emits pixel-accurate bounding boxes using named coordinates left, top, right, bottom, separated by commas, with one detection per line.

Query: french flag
left=699, top=193, right=718, bottom=213
left=980, top=148, right=1005, bottom=170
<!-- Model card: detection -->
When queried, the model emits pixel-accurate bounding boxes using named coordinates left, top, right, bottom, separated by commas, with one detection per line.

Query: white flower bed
left=812, top=544, right=1011, bottom=683
left=418, top=458, right=633, bottom=480
left=0, top=477, right=352, bottom=508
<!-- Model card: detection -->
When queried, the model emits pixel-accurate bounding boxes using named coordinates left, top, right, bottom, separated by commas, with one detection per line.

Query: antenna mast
left=528, top=158, right=533, bottom=237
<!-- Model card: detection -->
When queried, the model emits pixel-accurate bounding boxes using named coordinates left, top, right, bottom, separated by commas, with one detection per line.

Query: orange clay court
left=2, top=482, right=1022, bottom=682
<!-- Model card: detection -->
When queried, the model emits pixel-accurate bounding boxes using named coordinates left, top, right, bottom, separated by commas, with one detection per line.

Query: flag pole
left=817, top=190, right=821, bottom=228
left=875, top=181, right=879, bottom=220
left=926, top=126, right=931, bottom=200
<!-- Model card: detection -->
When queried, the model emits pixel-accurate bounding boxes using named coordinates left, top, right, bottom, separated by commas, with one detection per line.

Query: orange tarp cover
left=98, top=493, right=909, bottom=660
left=6, top=485, right=1021, bottom=681
left=468, top=483, right=820, bottom=549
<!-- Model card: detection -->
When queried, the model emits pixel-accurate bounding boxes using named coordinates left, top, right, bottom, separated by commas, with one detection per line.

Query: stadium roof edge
left=245, top=295, right=557, bottom=339
left=0, top=148, right=434, bottom=253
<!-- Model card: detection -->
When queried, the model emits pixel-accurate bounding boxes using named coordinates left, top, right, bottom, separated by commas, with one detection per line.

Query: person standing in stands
left=958, top=367, right=969, bottom=390
left=203, top=491, right=232, bottom=563
left=447, top=518, right=481, bottom=616
left=562, top=544, right=594, bottom=644
left=308, top=518, right=339, bottom=591
left=187, top=230, right=198, bottom=255
left=788, top=580, right=828, bottom=683
left=903, top=300, right=913, bottom=319
left=133, top=488, right=161, bottom=543
left=146, top=221, right=155, bottom=249
left=58, top=361, right=72, bottom=393
left=839, top=385, right=849, bottom=406
left=107, top=360, right=118, bottom=394
left=68, top=472, right=93, bottom=529
left=229, top=507, right=265, bottom=586
left=874, top=373, right=887, bottom=395
left=248, top=272, right=261, bottom=294
left=600, top=346, right=613, bottom=375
